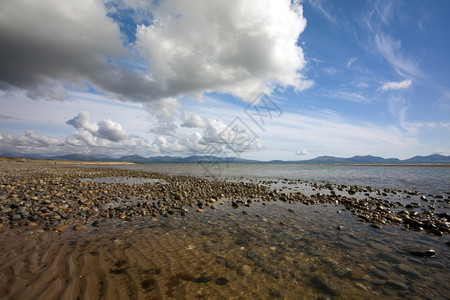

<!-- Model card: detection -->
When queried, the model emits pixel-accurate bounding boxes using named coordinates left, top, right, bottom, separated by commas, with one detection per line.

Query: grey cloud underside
left=0, top=0, right=310, bottom=103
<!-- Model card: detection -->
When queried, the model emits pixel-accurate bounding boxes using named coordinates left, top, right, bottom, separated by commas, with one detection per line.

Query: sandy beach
left=0, top=161, right=449, bottom=299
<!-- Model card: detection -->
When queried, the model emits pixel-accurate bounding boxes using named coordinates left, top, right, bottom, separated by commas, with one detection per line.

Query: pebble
left=0, top=162, right=448, bottom=241
left=73, top=225, right=87, bottom=231
left=354, top=282, right=368, bottom=291
left=238, top=264, right=251, bottom=276
left=195, top=276, right=211, bottom=283
left=54, top=225, right=68, bottom=232
left=215, top=277, right=229, bottom=285
left=268, top=289, right=282, bottom=298
left=404, top=247, right=436, bottom=257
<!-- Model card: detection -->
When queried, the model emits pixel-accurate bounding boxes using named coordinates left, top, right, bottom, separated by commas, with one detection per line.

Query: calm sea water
left=114, top=163, right=450, bottom=196
left=91, top=163, right=449, bottom=298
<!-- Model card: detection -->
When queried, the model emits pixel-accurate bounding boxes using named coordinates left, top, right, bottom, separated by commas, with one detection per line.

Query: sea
left=84, top=163, right=450, bottom=298
left=114, top=163, right=450, bottom=196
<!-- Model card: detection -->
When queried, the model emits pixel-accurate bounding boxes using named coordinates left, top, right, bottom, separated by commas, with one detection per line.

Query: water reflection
left=107, top=198, right=448, bottom=299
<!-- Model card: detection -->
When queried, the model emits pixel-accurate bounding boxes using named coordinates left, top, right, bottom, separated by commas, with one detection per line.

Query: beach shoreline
left=1, top=162, right=449, bottom=299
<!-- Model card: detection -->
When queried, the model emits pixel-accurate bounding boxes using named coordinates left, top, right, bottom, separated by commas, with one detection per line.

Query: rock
left=355, top=282, right=368, bottom=291
left=215, top=277, right=228, bottom=285
left=332, top=267, right=350, bottom=278
left=195, top=276, right=211, bottom=283
left=225, top=260, right=236, bottom=269
left=311, top=274, right=341, bottom=296
left=247, top=249, right=263, bottom=261
left=54, top=225, right=68, bottom=232
left=203, top=240, right=213, bottom=253
left=238, top=264, right=251, bottom=276
left=371, top=223, right=382, bottom=229
left=11, top=214, right=21, bottom=221
left=404, top=247, right=436, bottom=257
left=73, top=225, right=87, bottom=231
left=268, top=289, right=282, bottom=298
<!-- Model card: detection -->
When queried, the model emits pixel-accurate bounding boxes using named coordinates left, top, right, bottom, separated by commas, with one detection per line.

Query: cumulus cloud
left=295, top=149, right=309, bottom=156
left=0, top=0, right=128, bottom=99
left=0, top=0, right=312, bottom=104
left=381, top=79, right=412, bottom=91
left=135, top=0, right=312, bottom=101
left=181, top=114, right=207, bottom=128
left=0, top=131, right=64, bottom=154
left=144, top=97, right=182, bottom=135
left=66, top=111, right=128, bottom=142
left=149, top=116, right=262, bottom=155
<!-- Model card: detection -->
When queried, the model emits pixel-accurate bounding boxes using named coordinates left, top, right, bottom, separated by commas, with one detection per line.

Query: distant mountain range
left=2, top=153, right=450, bottom=164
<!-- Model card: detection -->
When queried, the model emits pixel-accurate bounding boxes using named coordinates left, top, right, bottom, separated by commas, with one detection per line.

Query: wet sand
left=0, top=162, right=449, bottom=299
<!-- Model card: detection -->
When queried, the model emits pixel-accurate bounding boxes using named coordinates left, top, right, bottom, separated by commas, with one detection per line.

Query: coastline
left=0, top=162, right=449, bottom=299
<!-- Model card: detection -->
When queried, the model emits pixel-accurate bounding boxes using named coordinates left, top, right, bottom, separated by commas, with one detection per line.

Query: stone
left=371, top=223, right=382, bottom=229
left=404, top=247, right=436, bottom=257
left=355, top=282, right=368, bottom=291
left=195, top=276, right=211, bottom=283
left=225, top=260, right=236, bottom=269
left=215, top=277, right=228, bottom=285
left=238, top=264, right=251, bottom=276
left=54, top=225, right=68, bottom=232
left=268, top=289, right=282, bottom=298
left=73, top=225, right=87, bottom=231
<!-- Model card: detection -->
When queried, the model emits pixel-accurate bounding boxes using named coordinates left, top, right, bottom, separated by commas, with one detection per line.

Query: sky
left=0, top=0, right=449, bottom=161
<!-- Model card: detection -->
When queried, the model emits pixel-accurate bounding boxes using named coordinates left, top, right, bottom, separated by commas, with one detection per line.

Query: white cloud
left=295, top=149, right=309, bottom=156
left=0, top=131, right=64, bottom=154
left=66, top=111, right=99, bottom=133
left=97, top=119, right=128, bottom=142
left=381, top=79, right=412, bottom=91
left=0, top=0, right=312, bottom=106
left=433, top=149, right=450, bottom=156
left=374, top=34, right=422, bottom=79
left=305, top=0, right=337, bottom=24
left=347, top=57, right=358, bottom=68
left=181, top=114, right=206, bottom=128
left=327, top=90, right=370, bottom=103
left=134, top=0, right=312, bottom=101
left=66, top=111, right=128, bottom=142
left=144, top=97, right=182, bottom=135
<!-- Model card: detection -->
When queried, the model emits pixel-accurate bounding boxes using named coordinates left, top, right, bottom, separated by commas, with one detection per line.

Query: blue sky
left=0, top=0, right=449, bottom=160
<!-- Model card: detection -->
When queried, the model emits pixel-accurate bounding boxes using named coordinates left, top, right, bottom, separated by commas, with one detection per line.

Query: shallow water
left=1, top=197, right=448, bottom=299
left=1, top=163, right=449, bottom=299
left=112, top=163, right=450, bottom=196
